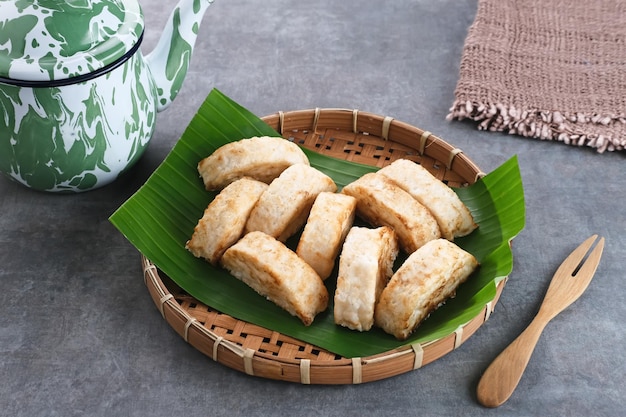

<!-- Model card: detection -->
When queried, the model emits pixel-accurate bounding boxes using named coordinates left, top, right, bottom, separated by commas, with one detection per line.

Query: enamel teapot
left=0, top=0, right=215, bottom=192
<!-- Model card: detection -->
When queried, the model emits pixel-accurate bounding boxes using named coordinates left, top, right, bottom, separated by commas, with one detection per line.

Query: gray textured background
left=1, top=1, right=624, bottom=416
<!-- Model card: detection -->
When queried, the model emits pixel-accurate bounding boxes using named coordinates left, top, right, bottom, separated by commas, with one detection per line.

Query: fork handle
left=476, top=315, right=548, bottom=407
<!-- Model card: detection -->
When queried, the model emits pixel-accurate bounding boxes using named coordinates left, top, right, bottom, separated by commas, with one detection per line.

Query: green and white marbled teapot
left=0, top=0, right=215, bottom=192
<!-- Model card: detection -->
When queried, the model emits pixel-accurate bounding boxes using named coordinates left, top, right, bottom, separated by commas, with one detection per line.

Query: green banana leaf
left=110, top=88, right=525, bottom=359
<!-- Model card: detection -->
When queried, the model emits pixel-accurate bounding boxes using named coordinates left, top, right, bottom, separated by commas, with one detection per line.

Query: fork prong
left=574, top=236, right=604, bottom=280
left=555, top=234, right=599, bottom=277
left=543, top=235, right=604, bottom=318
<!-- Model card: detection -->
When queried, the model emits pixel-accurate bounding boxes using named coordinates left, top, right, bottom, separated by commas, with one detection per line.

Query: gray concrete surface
left=1, top=0, right=624, bottom=416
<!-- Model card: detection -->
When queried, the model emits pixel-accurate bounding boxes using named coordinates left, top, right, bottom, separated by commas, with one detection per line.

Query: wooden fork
left=476, top=234, right=605, bottom=408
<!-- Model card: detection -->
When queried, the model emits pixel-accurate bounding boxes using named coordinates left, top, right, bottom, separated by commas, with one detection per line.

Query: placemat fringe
left=449, top=99, right=626, bottom=153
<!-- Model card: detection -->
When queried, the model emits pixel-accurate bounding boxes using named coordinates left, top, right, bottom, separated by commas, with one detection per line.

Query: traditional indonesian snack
left=220, top=231, right=329, bottom=326
left=190, top=139, right=481, bottom=336
left=334, top=226, right=399, bottom=332
left=197, top=136, right=310, bottom=190
left=186, top=177, right=268, bottom=265
left=378, top=159, right=477, bottom=240
left=245, top=164, right=337, bottom=242
left=341, top=172, right=441, bottom=253
left=374, top=239, right=479, bottom=340
left=296, top=192, right=357, bottom=280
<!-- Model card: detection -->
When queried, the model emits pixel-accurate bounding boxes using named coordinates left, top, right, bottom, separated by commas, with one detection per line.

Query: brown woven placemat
left=448, top=0, right=626, bottom=152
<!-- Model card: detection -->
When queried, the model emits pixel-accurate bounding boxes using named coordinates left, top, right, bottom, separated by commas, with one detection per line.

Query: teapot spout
left=145, top=0, right=216, bottom=112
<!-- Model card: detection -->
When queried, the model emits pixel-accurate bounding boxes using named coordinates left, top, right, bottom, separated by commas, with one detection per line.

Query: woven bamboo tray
left=143, top=108, right=506, bottom=384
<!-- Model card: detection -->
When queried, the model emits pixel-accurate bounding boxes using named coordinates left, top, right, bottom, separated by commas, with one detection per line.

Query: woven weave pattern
left=448, top=0, right=626, bottom=152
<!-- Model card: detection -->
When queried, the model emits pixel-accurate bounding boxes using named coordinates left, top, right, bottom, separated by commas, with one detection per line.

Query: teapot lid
left=0, top=0, right=144, bottom=87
